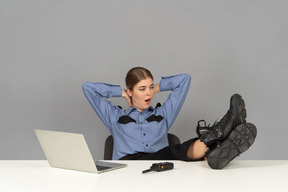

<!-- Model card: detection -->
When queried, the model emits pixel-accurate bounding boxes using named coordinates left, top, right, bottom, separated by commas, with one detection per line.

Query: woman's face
left=127, top=78, right=155, bottom=112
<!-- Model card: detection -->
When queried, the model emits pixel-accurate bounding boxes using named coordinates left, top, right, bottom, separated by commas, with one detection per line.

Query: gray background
left=1, top=0, right=287, bottom=160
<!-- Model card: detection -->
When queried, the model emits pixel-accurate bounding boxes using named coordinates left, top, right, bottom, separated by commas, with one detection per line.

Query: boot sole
left=231, top=94, right=247, bottom=126
left=207, top=122, right=257, bottom=169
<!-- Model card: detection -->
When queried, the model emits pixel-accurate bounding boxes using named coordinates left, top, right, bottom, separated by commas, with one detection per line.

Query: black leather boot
left=196, top=94, right=247, bottom=147
left=207, top=122, right=257, bottom=169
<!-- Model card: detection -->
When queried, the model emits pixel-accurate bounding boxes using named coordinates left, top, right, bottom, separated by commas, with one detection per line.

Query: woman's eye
left=139, top=88, right=145, bottom=91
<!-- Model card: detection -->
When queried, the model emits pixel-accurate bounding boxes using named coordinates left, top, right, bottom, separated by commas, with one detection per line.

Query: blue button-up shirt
left=82, top=74, right=191, bottom=160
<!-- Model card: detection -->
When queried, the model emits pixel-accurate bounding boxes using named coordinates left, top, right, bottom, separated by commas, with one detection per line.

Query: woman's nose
left=147, top=89, right=151, bottom=95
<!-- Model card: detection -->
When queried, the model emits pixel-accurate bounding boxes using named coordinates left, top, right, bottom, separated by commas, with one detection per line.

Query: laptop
left=34, top=129, right=127, bottom=173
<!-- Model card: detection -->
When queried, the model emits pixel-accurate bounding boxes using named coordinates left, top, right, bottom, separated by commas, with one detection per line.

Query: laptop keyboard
left=96, top=165, right=111, bottom=171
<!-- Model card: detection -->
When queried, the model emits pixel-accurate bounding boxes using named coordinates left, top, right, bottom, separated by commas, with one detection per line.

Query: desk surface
left=1, top=160, right=287, bottom=192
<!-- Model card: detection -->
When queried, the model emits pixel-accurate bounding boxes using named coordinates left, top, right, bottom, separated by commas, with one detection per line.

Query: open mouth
left=145, top=99, right=151, bottom=103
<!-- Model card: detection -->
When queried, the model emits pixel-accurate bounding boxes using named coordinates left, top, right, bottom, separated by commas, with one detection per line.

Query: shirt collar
left=125, top=107, right=137, bottom=115
left=125, top=106, right=154, bottom=115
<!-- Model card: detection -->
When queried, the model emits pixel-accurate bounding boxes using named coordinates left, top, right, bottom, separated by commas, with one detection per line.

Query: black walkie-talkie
left=142, top=162, right=174, bottom=174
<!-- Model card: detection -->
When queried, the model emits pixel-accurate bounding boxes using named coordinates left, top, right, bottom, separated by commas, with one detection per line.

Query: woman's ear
left=127, top=88, right=133, bottom=97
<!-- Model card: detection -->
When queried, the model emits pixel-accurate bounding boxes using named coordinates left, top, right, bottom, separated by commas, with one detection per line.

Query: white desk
left=0, top=160, right=287, bottom=192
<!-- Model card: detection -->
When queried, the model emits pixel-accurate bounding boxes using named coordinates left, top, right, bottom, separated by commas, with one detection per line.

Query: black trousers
left=120, top=137, right=203, bottom=161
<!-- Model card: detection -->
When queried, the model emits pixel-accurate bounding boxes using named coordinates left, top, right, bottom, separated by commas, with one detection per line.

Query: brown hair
left=125, top=67, right=153, bottom=90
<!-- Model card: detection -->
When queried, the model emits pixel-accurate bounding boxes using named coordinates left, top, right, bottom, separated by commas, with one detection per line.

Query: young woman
left=82, top=67, right=257, bottom=169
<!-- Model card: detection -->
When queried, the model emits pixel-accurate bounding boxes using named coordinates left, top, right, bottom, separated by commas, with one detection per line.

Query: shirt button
left=143, top=133, right=146, bottom=136
left=146, top=144, right=148, bottom=147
